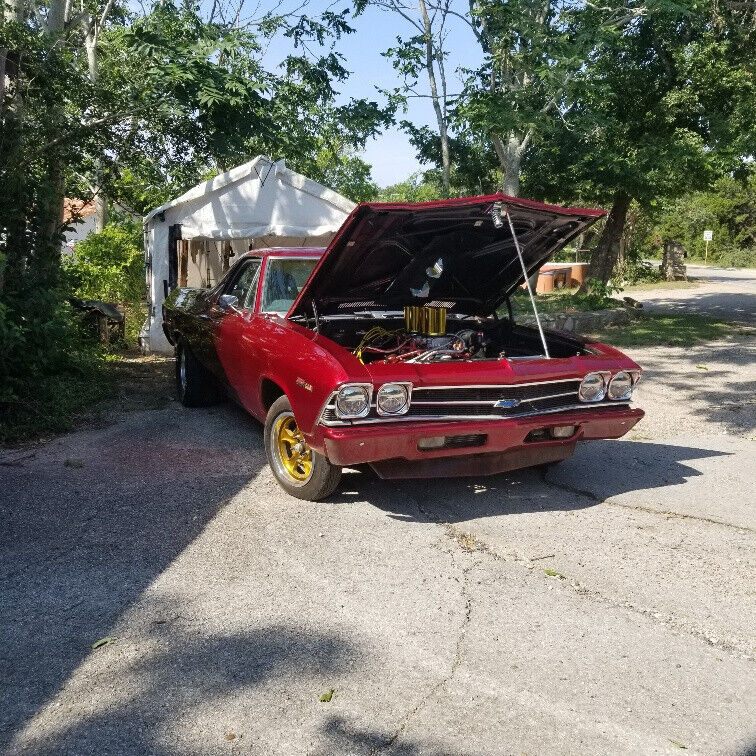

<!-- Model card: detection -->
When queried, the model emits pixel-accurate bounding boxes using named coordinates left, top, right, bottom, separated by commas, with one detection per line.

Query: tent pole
left=505, top=207, right=550, bottom=359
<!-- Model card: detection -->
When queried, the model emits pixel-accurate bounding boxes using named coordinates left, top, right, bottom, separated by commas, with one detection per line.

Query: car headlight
left=578, top=372, right=606, bottom=402
left=376, top=382, right=411, bottom=415
left=335, top=384, right=372, bottom=418
left=607, top=371, right=633, bottom=400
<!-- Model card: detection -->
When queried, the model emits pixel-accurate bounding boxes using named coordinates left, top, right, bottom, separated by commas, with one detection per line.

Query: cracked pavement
left=1, top=336, right=755, bottom=756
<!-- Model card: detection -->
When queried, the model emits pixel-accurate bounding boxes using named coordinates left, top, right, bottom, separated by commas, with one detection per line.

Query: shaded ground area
left=1, top=338, right=754, bottom=755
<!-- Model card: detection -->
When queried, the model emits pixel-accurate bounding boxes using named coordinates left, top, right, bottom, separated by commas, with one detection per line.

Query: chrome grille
left=411, top=381, right=580, bottom=404
left=317, top=378, right=627, bottom=426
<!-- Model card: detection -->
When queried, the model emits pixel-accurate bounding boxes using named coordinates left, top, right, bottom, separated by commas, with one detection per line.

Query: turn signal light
left=417, top=436, right=446, bottom=450
left=550, top=425, right=576, bottom=439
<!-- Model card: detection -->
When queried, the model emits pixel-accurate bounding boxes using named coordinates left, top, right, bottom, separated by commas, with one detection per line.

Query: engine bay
left=320, top=305, right=589, bottom=365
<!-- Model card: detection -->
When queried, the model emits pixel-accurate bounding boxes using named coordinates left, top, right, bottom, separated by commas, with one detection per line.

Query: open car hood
left=289, top=194, right=605, bottom=319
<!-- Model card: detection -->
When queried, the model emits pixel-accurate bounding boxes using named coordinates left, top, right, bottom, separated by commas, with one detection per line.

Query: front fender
left=256, top=318, right=371, bottom=435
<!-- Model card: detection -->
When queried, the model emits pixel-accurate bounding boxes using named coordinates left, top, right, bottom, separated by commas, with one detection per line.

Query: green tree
left=454, top=0, right=644, bottom=196
left=522, top=0, right=755, bottom=286
left=0, top=0, right=391, bottom=433
left=633, top=173, right=756, bottom=267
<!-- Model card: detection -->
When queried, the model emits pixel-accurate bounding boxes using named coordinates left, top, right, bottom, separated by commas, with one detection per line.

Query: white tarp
left=141, top=155, right=356, bottom=353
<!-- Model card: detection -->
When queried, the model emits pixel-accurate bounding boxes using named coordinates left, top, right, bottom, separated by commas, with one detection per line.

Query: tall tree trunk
left=2, top=0, right=25, bottom=297
left=492, top=132, right=521, bottom=196
left=579, top=189, right=632, bottom=291
left=38, top=0, right=67, bottom=283
left=85, top=21, right=108, bottom=231
left=418, top=0, right=450, bottom=197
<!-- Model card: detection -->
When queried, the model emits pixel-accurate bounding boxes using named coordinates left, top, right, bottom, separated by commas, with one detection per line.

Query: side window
left=261, top=258, right=318, bottom=315
left=225, top=259, right=261, bottom=310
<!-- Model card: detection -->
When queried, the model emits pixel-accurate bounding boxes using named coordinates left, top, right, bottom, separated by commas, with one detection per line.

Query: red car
left=163, top=194, right=643, bottom=500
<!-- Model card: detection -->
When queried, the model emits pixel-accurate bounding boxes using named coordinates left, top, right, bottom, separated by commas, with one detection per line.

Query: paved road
left=629, top=264, right=756, bottom=323
left=1, top=339, right=755, bottom=756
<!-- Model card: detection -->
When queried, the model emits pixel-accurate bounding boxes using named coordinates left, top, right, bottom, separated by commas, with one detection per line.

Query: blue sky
left=260, top=1, right=480, bottom=186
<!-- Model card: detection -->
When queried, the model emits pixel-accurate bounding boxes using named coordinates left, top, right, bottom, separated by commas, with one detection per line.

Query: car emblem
left=494, top=399, right=521, bottom=409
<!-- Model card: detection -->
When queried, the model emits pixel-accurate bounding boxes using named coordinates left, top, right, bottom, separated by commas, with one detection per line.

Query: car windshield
left=261, top=258, right=319, bottom=315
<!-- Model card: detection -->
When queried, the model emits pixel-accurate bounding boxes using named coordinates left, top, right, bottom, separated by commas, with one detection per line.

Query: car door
left=213, top=259, right=261, bottom=395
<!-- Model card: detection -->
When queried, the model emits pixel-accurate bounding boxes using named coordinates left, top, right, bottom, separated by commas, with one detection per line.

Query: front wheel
left=264, top=395, right=342, bottom=501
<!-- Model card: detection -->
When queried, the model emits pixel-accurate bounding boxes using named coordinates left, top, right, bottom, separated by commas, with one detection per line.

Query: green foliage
left=97, top=0, right=390, bottom=213
left=64, top=226, right=146, bottom=304
left=631, top=174, right=756, bottom=268
left=376, top=173, right=443, bottom=202
left=402, top=125, right=501, bottom=197
left=523, top=0, right=754, bottom=209
left=0, top=293, right=110, bottom=442
left=615, top=259, right=662, bottom=286
left=1, top=0, right=391, bottom=441
left=510, top=286, right=618, bottom=316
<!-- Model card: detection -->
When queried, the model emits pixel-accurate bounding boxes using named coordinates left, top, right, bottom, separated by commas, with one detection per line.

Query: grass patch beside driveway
left=600, top=313, right=752, bottom=347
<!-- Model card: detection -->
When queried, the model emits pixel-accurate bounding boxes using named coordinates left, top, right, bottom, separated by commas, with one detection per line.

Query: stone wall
left=518, top=306, right=638, bottom=335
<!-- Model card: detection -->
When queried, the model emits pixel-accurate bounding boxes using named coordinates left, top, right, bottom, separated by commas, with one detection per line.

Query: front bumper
left=309, top=406, right=644, bottom=479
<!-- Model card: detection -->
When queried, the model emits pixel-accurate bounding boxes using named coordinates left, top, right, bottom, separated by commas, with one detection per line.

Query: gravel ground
left=1, top=337, right=754, bottom=756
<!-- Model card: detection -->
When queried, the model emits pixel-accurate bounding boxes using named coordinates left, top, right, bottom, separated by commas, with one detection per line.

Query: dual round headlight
left=334, top=382, right=412, bottom=419
left=579, top=371, right=635, bottom=402
left=607, top=371, right=634, bottom=400
left=376, top=383, right=411, bottom=415
left=335, top=385, right=371, bottom=418
left=578, top=372, right=607, bottom=402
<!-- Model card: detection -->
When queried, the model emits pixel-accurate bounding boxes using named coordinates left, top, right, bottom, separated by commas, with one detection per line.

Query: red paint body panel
left=312, top=407, right=644, bottom=468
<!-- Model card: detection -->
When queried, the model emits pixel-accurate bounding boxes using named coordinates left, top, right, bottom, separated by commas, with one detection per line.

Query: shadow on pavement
left=636, top=342, right=755, bottom=434
left=0, top=401, right=265, bottom=751
left=344, top=440, right=729, bottom=524
left=317, top=715, right=457, bottom=756
left=637, top=290, right=756, bottom=323
left=0, top=386, right=737, bottom=753
left=14, top=626, right=357, bottom=755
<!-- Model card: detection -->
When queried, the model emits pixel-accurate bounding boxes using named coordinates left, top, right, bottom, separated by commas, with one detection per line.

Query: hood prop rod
left=504, top=207, right=550, bottom=359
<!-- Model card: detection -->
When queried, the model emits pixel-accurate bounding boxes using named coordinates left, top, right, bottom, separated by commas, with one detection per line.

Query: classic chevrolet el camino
left=163, top=194, right=643, bottom=500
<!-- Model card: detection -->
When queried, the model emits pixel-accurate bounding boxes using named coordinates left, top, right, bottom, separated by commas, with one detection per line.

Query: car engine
left=353, top=306, right=490, bottom=364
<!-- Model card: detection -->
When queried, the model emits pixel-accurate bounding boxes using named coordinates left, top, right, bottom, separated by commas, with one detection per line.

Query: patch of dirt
left=105, top=352, right=176, bottom=414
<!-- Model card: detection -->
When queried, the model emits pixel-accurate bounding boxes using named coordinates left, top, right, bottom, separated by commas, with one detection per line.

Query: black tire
left=264, top=395, right=342, bottom=501
left=175, top=340, right=219, bottom=407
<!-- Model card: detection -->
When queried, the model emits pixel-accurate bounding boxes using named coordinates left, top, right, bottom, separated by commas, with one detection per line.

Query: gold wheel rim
left=275, top=415, right=313, bottom=482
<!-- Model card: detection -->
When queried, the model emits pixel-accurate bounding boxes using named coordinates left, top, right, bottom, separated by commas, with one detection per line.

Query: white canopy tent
left=141, top=155, right=356, bottom=353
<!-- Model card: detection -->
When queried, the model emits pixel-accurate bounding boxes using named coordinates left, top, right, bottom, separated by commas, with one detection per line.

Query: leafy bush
left=1, top=219, right=146, bottom=441
left=615, top=258, right=662, bottom=285
left=0, top=290, right=109, bottom=442
left=64, top=225, right=146, bottom=305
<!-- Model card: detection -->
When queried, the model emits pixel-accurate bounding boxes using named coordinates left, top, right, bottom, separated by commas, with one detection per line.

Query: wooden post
left=98, top=313, right=109, bottom=345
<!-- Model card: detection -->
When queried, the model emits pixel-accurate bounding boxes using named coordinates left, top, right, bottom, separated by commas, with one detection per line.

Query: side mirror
left=217, top=294, right=240, bottom=311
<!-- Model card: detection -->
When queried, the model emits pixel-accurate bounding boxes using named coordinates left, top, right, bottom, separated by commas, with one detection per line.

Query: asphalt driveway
left=629, top=264, right=756, bottom=323
left=1, top=337, right=754, bottom=755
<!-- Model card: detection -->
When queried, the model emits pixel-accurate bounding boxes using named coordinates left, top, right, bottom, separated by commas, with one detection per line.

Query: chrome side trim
left=319, top=401, right=632, bottom=427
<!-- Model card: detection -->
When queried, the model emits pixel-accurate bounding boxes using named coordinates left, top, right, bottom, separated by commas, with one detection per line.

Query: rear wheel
left=175, top=341, right=219, bottom=407
left=264, top=395, right=342, bottom=501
